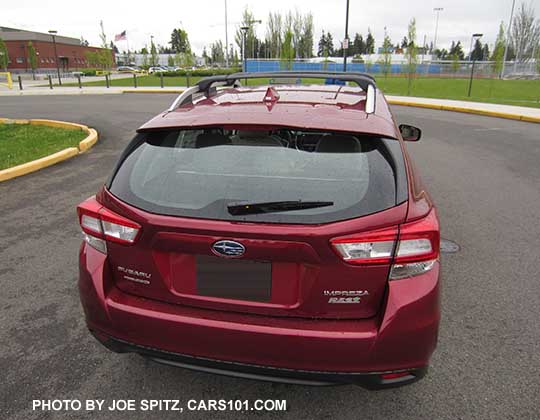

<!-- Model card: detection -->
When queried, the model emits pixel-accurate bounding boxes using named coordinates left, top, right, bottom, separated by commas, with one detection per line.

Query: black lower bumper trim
left=91, top=330, right=427, bottom=390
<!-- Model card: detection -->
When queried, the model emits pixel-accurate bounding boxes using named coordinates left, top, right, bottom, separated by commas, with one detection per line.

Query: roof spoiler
left=167, top=71, right=377, bottom=114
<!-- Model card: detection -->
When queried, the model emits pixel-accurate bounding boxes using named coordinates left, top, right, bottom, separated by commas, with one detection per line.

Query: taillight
left=330, top=209, right=439, bottom=279
left=331, top=226, right=398, bottom=265
left=77, top=197, right=141, bottom=253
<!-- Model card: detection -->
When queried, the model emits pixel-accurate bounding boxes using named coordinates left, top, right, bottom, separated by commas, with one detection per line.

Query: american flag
left=114, top=31, right=127, bottom=42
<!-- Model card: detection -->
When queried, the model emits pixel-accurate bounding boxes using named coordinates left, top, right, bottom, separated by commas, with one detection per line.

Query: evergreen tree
left=352, top=33, right=365, bottom=55
left=170, top=28, right=191, bottom=53
left=318, top=30, right=326, bottom=57
left=365, top=30, right=375, bottom=54
left=481, top=43, right=490, bottom=61
left=470, top=39, right=483, bottom=61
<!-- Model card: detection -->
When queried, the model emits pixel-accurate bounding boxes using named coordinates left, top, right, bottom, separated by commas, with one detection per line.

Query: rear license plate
left=196, top=255, right=272, bottom=302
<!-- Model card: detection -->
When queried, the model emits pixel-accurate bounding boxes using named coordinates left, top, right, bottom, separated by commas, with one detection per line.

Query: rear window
left=108, top=128, right=406, bottom=224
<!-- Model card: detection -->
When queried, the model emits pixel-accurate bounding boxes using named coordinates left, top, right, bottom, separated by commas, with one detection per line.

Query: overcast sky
left=3, top=0, right=540, bottom=55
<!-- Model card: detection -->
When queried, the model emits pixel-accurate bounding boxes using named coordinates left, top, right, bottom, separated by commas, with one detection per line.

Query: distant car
left=117, top=66, right=141, bottom=73
left=77, top=71, right=440, bottom=390
left=148, top=66, right=167, bottom=74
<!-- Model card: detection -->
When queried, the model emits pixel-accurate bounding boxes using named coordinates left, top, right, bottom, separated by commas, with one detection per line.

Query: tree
left=317, top=30, right=335, bottom=57
left=141, top=46, right=149, bottom=68
left=470, top=39, right=483, bottom=61
left=0, top=37, right=9, bottom=71
left=96, top=21, right=113, bottom=69
left=510, top=2, right=540, bottom=62
left=150, top=39, right=158, bottom=66
left=365, top=29, right=375, bottom=54
left=378, top=32, right=393, bottom=78
left=449, top=41, right=465, bottom=60
left=298, top=13, right=314, bottom=58
left=492, top=21, right=506, bottom=77
left=266, top=12, right=283, bottom=58
left=167, top=55, right=175, bottom=67
left=109, top=41, right=119, bottom=54
left=281, top=29, right=295, bottom=69
left=210, top=40, right=225, bottom=65
left=481, top=43, right=490, bottom=61
left=451, top=53, right=460, bottom=75
left=27, top=41, right=37, bottom=79
left=201, top=47, right=210, bottom=66
left=235, top=7, right=259, bottom=59
left=352, top=33, right=365, bottom=55
left=404, top=18, right=418, bottom=95
left=170, top=28, right=191, bottom=53
left=401, top=36, right=408, bottom=49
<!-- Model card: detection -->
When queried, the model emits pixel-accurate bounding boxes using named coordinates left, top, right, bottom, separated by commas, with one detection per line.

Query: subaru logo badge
left=212, top=240, right=245, bottom=258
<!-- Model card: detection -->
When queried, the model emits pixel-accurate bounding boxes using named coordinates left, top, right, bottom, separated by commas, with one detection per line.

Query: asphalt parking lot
left=1, top=94, right=539, bottom=420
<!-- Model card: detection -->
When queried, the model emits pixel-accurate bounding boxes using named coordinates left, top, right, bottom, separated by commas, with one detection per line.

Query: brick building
left=0, top=27, right=113, bottom=72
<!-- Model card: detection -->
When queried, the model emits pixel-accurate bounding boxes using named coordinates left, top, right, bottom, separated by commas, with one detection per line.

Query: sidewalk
left=1, top=85, right=538, bottom=122
left=386, top=95, right=540, bottom=122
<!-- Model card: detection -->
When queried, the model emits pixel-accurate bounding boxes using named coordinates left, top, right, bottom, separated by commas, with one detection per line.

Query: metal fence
left=245, top=59, right=540, bottom=79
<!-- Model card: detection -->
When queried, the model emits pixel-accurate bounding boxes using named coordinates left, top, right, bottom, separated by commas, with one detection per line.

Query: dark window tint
left=109, top=128, right=406, bottom=224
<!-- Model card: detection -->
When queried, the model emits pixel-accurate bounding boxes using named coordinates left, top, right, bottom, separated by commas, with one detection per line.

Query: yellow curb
left=0, top=118, right=99, bottom=182
left=0, top=118, right=31, bottom=124
left=79, top=128, right=98, bottom=153
left=29, top=119, right=88, bottom=131
left=0, top=147, right=79, bottom=182
left=121, top=89, right=184, bottom=94
left=387, top=99, right=540, bottom=124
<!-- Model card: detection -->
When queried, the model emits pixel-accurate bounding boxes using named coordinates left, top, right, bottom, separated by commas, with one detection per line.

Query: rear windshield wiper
left=227, top=200, right=334, bottom=216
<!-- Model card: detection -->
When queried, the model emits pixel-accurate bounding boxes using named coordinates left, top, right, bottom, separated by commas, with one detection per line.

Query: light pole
left=501, top=0, right=516, bottom=78
left=48, top=30, right=62, bottom=85
left=343, top=0, right=350, bottom=72
left=469, top=33, right=482, bottom=61
left=150, top=35, right=155, bottom=66
left=468, top=33, right=483, bottom=97
left=240, top=26, right=249, bottom=72
left=240, top=20, right=261, bottom=72
left=433, top=7, right=443, bottom=53
left=224, top=0, right=229, bottom=67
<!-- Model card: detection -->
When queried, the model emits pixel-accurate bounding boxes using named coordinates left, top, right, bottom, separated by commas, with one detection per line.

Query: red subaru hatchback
left=78, top=72, right=440, bottom=389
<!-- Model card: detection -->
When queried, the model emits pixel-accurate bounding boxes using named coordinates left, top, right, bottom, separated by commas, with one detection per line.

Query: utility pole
left=501, top=0, right=516, bottom=78
left=343, top=0, right=350, bottom=72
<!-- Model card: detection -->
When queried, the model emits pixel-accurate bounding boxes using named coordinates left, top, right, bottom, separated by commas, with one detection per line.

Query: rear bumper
left=94, top=332, right=427, bottom=389
left=79, top=245, right=440, bottom=388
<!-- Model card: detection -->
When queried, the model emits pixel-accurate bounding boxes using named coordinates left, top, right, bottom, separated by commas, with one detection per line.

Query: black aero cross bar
left=197, top=71, right=376, bottom=93
left=168, top=71, right=377, bottom=114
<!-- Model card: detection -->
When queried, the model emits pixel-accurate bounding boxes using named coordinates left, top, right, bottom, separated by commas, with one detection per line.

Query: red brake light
left=77, top=197, right=141, bottom=247
left=394, top=210, right=440, bottom=264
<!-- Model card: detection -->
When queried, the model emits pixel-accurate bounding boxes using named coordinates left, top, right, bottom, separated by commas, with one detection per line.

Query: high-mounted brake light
left=77, top=197, right=141, bottom=253
left=330, top=209, right=440, bottom=279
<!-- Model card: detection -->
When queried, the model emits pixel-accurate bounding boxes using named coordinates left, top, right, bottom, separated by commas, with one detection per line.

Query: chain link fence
left=244, top=59, right=540, bottom=79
